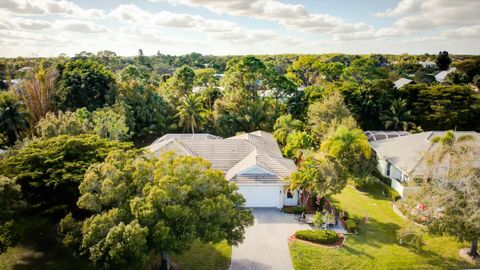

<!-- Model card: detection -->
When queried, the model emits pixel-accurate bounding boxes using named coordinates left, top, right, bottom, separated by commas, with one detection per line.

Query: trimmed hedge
left=383, top=186, right=401, bottom=202
left=282, top=206, right=305, bottom=215
left=295, top=229, right=338, bottom=244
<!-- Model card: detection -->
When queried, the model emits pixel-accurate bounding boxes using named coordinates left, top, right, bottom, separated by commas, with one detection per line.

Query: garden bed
left=289, top=232, right=345, bottom=248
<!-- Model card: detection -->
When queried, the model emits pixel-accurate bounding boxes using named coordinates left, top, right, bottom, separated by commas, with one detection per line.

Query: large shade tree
left=0, top=134, right=132, bottom=216
left=0, top=91, right=29, bottom=145
left=409, top=131, right=480, bottom=257
left=65, top=151, right=254, bottom=269
left=54, top=59, right=115, bottom=111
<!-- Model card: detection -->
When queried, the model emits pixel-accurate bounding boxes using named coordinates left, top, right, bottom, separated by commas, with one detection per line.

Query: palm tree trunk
left=469, top=238, right=478, bottom=258
left=191, top=121, right=195, bottom=135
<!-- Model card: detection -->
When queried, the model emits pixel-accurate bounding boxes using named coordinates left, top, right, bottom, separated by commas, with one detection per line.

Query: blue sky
left=1, top=0, right=479, bottom=57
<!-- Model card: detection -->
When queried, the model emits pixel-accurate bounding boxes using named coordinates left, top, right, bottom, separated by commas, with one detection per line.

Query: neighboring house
left=418, top=60, right=436, bottom=69
left=369, top=131, right=480, bottom=197
left=394, top=78, right=414, bottom=89
left=435, top=67, right=457, bottom=83
left=146, top=131, right=298, bottom=208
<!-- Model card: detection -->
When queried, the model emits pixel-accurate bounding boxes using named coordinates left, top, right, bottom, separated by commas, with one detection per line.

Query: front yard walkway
left=230, top=208, right=309, bottom=270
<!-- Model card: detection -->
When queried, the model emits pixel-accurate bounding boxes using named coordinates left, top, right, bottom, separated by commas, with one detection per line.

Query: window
left=386, top=162, right=391, bottom=176
left=286, top=191, right=293, bottom=199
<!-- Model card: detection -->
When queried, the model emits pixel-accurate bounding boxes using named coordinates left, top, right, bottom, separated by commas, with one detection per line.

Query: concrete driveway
left=230, top=208, right=310, bottom=270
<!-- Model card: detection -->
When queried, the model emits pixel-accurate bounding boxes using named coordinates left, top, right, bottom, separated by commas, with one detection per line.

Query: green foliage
left=342, top=56, right=389, bottom=83
left=273, top=114, right=303, bottom=146
left=308, top=91, right=357, bottom=142
left=36, top=109, right=91, bottom=138
left=92, top=105, right=131, bottom=141
left=0, top=91, right=29, bottom=145
left=176, top=95, right=208, bottom=134
left=380, top=98, right=415, bottom=131
left=436, top=51, right=451, bottom=71
left=117, top=80, right=168, bottom=137
left=0, top=176, right=24, bottom=254
left=55, top=59, right=115, bottom=111
left=287, top=152, right=345, bottom=206
left=0, top=134, right=132, bottom=216
left=345, top=219, right=358, bottom=233
left=382, top=184, right=401, bottom=202
left=71, top=151, right=254, bottom=269
left=282, top=131, right=313, bottom=161
left=295, top=229, right=338, bottom=244
left=281, top=206, right=305, bottom=215
left=397, top=222, right=425, bottom=249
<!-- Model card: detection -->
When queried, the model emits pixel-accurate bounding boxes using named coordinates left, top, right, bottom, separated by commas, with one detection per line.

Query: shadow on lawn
left=9, top=217, right=94, bottom=270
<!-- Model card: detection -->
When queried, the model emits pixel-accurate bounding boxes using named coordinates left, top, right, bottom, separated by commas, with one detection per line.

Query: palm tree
left=427, top=130, right=475, bottom=171
left=380, top=98, right=415, bottom=131
left=320, top=126, right=372, bottom=186
left=0, top=92, right=29, bottom=143
left=320, top=127, right=371, bottom=161
left=273, top=114, right=303, bottom=146
left=175, top=95, right=207, bottom=134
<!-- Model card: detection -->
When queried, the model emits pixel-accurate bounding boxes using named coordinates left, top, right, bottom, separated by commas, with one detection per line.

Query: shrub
left=295, top=229, right=338, bottom=244
left=345, top=219, right=358, bottom=233
left=281, top=206, right=305, bottom=215
left=383, top=186, right=401, bottom=202
left=397, top=222, right=425, bottom=249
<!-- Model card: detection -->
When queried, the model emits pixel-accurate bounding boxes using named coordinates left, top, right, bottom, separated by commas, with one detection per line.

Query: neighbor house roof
left=369, top=131, right=480, bottom=176
left=435, top=67, right=457, bottom=83
left=365, top=130, right=411, bottom=142
left=394, top=78, right=413, bottom=89
left=146, top=131, right=296, bottom=184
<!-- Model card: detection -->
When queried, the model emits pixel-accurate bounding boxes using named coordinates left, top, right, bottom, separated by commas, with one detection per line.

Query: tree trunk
left=469, top=239, right=478, bottom=258
left=191, top=121, right=195, bottom=135
left=160, top=252, right=170, bottom=270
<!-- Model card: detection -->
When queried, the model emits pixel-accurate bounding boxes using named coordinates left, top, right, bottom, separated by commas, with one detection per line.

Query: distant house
left=146, top=131, right=298, bottom=208
left=435, top=67, right=457, bottom=83
left=369, top=131, right=479, bottom=197
left=418, top=60, right=436, bottom=69
left=394, top=78, right=414, bottom=89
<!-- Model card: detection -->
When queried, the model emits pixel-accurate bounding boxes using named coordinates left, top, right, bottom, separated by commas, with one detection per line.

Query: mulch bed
left=459, top=248, right=480, bottom=264
left=288, top=233, right=346, bottom=249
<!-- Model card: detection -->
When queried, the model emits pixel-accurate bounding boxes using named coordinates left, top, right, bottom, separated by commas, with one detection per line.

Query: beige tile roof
left=147, top=130, right=296, bottom=184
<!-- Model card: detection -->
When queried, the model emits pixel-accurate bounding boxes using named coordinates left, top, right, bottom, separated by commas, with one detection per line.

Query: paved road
left=231, top=208, right=310, bottom=270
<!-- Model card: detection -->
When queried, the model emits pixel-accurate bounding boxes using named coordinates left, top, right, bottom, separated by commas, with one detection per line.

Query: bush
left=397, top=222, right=425, bottom=249
left=295, top=229, right=338, bottom=244
left=281, top=206, right=305, bottom=215
left=383, top=186, right=401, bottom=202
left=345, top=219, right=358, bottom=233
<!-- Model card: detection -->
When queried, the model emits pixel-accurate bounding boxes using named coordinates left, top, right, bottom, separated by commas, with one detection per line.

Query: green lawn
left=289, top=182, right=479, bottom=270
left=0, top=217, right=231, bottom=270
left=171, top=240, right=231, bottom=270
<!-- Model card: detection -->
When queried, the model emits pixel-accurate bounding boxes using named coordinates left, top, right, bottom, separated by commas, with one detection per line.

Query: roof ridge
left=174, top=139, right=197, bottom=156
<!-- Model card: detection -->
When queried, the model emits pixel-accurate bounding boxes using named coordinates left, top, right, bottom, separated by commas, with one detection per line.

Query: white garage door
left=237, top=185, right=281, bottom=208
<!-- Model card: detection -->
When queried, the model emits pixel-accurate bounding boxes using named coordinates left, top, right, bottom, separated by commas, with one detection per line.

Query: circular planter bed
left=459, top=248, right=480, bottom=263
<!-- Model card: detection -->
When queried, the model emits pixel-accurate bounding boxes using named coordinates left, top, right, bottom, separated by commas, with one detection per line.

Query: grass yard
left=171, top=240, right=231, bottom=270
left=289, top=182, right=480, bottom=270
left=0, top=217, right=231, bottom=270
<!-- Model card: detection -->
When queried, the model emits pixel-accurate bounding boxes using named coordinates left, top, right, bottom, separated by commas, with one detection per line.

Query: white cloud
left=377, top=0, right=480, bottom=30
left=0, top=0, right=105, bottom=18
left=151, top=0, right=368, bottom=34
left=53, top=20, right=110, bottom=33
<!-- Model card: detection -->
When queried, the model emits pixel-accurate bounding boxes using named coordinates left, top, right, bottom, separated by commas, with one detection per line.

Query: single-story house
left=394, top=78, right=414, bottom=89
left=146, top=131, right=298, bottom=208
left=435, top=67, right=457, bottom=83
left=369, top=131, right=479, bottom=197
